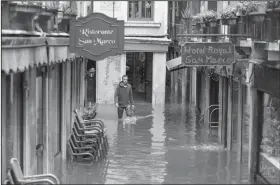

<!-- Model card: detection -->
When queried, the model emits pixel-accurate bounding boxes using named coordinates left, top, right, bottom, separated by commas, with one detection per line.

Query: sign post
left=181, top=42, right=235, bottom=66
left=69, top=12, right=124, bottom=61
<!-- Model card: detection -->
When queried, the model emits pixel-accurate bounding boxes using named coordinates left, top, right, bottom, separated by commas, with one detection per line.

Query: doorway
left=209, top=77, right=219, bottom=123
left=86, top=59, right=96, bottom=104
left=126, top=52, right=153, bottom=103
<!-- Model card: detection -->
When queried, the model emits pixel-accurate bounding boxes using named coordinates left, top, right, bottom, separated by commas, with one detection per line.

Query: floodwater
left=59, top=102, right=250, bottom=184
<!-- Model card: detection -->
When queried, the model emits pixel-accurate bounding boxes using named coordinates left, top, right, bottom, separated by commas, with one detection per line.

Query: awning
left=166, top=56, right=182, bottom=71
left=2, top=37, right=48, bottom=73
left=2, top=36, right=75, bottom=74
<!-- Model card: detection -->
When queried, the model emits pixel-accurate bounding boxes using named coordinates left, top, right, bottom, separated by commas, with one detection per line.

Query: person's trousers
left=118, top=106, right=131, bottom=119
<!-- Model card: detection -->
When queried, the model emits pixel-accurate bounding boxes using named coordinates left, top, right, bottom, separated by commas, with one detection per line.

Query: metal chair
left=74, top=109, right=109, bottom=151
left=72, top=127, right=103, bottom=155
left=74, top=109, right=105, bottom=132
left=73, top=121, right=107, bottom=155
left=10, top=158, right=60, bottom=184
left=68, top=136, right=97, bottom=163
left=72, top=124, right=106, bottom=158
left=70, top=133, right=102, bottom=159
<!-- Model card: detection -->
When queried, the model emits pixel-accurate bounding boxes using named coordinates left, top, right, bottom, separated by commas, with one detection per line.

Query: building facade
left=168, top=1, right=280, bottom=184
left=1, top=1, right=85, bottom=181
left=77, top=1, right=171, bottom=105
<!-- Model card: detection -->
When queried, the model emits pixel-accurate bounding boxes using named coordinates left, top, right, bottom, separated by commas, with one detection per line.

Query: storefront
left=252, top=64, right=280, bottom=184
left=1, top=32, right=85, bottom=179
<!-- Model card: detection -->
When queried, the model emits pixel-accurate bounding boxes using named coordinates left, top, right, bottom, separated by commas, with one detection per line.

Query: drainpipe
left=113, top=1, right=115, bottom=18
left=91, top=0, right=94, bottom=13
left=172, top=1, right=175, bottom=41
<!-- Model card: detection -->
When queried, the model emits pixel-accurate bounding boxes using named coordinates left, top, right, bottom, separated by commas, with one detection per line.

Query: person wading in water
left=114, top=75, right=135, bottom=119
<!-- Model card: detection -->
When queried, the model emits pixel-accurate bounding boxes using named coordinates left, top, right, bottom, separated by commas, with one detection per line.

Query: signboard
left=70, top=13, right=124, bottom=61
left=181, top=42, right=235, bottom=66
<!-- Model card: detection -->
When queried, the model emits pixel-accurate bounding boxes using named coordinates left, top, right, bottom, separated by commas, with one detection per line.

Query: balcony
left=1, top=1, right=77, bottom=34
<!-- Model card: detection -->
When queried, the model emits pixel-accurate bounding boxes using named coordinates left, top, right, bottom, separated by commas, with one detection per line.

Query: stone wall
left=96, top=54, right=126, bottom=104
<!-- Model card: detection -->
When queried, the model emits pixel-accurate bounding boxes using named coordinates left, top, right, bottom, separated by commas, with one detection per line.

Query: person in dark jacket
left=114, top=75, right=135, bottom=119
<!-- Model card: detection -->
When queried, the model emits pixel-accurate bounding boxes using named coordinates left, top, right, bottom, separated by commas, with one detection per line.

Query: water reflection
left=60, top=103, right=250, bottom=184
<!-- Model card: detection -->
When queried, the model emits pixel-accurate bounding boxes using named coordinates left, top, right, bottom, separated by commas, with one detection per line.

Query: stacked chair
left=68, top=109, right=109, bottom=164
left=4, top=158, right=60, bottom=184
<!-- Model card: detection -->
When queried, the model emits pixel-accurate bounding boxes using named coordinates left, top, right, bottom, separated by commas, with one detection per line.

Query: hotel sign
left=181, top=42, right=235, bottom=66
left=70, top=13, right=124, bottom=61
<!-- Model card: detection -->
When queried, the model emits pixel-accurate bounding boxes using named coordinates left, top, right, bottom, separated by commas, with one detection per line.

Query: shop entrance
left=126, top=52, right=153, bottom=103
left=86, top=59, right=97, bottom=104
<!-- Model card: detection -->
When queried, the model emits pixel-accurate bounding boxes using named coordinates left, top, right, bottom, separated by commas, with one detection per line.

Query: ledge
left=265, top=41, right=280, bottom=52
left=236, top=39, right=253, bottom=48
left=2, top=29, right=69, bottom=37
left=260, top=152, right=280, bottom=170
left=124, top=36, right=171, bottom=45
left=125, top=21, right=161, bottom=28
left=125, top=33, right=168, bottom=37
left=124, top=37, right=171, bottom=53
left=2, top=36, right=70, bottom=48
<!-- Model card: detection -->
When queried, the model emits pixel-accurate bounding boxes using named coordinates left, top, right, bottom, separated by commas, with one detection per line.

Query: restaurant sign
left=181, top=42, right=235, bottom=66
left=70, top=13, right=124, bottom=61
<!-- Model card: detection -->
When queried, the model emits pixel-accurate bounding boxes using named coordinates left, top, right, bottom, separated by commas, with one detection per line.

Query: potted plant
left=202, top=10, right=217, bottom=27
left=266, top=0, right=280, bottom=12
left=220, top=5, right=238, bottom=25
left=248, top=2, right=266, bottom=22
left=192, top=14, right=202, bottom=30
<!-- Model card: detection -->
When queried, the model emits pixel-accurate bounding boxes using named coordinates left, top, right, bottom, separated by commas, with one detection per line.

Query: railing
left=168, top=22, right=186, bottom=41
left=181, top=11, right=280, bottom=43
left=235, top=13, right=280, bottom=42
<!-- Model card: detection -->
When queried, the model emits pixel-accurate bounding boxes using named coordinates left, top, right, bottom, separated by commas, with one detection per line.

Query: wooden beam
left=237, top=77, right=244, bottom=162
left=181, top=68, right=187, bottom=104
left=248, top=64, right=262, bottom=183
left=222, top=77, right=228, bottom=147
left=191, top=68, right=197, bottom=106
left=204, top=71, right=210, bottom=127
left=23, top=70, right=30, bottom=175
left=42, top=67, right=51, bottom=173
left=1, top=74, right=7, bottom=181
left=218, top=76, right=223, bottom=142
left=227, top=79, right=233, bottom=150
left=61, top=63, right=67, bottom=161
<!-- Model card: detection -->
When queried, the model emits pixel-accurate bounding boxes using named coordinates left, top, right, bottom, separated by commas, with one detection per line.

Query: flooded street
left=60, top=102, right=250, bottom=184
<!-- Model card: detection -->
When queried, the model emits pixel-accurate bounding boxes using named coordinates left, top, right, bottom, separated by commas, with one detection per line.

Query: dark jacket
left=114, top=81, right=134, bottom=107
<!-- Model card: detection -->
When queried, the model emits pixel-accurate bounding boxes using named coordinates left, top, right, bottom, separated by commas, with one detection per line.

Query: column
left=222, top=77, right=228, bottom=147
left=191, top=67, right=197, bottom=106
left=152, top=53, right=167, bottom=104
left=79, top=58, right=86, bottom=107
left=227, top=77, right=233, bottom=150
left=247, top=63, right=260, bottom=183
left=218, top=76, right=223, bottom=142
left=204, top=71, right=210, bottom=127
left=181, top=68, right=188, bottom=104
left=170, top=71, right=174, bottom=102
left=237, top=77, right=244, bottom=162
left=96, top=54, right=126, bottom=104
left=1, top=74, right=7, bottom=180
left=174, top=70, right=178, bottom=102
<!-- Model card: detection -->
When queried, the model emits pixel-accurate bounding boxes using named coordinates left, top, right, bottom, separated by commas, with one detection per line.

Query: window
left=128, top=1, right=153, bottom=20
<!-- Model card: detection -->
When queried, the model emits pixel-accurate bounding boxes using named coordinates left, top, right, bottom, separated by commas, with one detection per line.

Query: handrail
left=209, top=108, right=220, bottom=128
left=200, top=104, right=219, bottom=122
left=177, top=34, right=253, bottom=37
